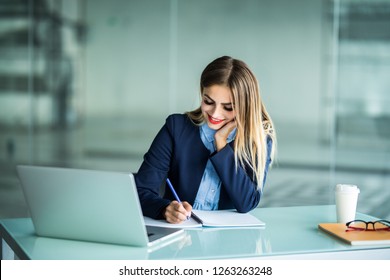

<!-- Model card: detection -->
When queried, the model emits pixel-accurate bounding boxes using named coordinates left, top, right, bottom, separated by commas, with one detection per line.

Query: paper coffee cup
left=335, top=184, right=360, bottom=223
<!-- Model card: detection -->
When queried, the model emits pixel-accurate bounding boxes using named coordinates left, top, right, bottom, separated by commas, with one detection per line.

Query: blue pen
left=166, top=178, right=190, bottom=220
left=166, top=178, right=181, bottom=203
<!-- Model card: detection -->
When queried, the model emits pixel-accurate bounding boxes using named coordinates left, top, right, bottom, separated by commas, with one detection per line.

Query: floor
left=1, top=117, right=389, bottom=221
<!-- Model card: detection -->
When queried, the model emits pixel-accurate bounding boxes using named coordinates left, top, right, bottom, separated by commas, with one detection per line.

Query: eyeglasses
left=346, top=219, right=390, bottom=232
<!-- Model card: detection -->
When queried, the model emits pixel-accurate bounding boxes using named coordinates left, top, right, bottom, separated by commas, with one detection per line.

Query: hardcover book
left=318, top=223, right=390, bottom=245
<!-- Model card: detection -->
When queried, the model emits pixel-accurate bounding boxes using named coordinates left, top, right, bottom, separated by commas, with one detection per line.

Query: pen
left=190, top=211, right=203, bottom=225
left=166, top=178, right=190, bottom=220
left=166, top=178, right=181, bottom=203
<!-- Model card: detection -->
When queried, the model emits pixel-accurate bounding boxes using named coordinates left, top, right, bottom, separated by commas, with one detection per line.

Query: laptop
left=16, top=165, right=185, bottom=248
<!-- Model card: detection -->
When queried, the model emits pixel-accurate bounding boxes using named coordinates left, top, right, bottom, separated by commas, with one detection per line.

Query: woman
left=135, top=56, right=276, bottom=224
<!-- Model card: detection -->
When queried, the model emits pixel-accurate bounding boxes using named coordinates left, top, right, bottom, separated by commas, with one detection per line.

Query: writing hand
left=164, top=201, right=192, bottom=224
left=214, top=120, right=237, bottom=152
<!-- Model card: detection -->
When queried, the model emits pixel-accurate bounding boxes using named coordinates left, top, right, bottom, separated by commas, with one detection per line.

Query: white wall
left=85, top=0, right=325, bottom=132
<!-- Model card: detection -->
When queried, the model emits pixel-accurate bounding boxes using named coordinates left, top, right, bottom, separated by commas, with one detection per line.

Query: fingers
left=215, top=120, right=237, bottom=140
left=214, top=120, right=237, bottom=152
left=225, top=119, right=237, bottom=130
left=164, top=201, right=191, bottom=224
left=182, top=201, right=193, bottom=213
left=224, top=119, right=237, bottom=134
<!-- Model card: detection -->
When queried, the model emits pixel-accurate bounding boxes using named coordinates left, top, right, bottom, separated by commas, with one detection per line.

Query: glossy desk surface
left=1, top=205, right=390, bottom=260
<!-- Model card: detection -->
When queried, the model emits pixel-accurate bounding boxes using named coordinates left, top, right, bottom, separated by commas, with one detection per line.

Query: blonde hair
left=186, top=56, right=276, bottom=191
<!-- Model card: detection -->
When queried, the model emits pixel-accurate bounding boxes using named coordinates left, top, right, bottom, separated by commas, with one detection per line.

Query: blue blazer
left=135, top=114, right=272, bottom=219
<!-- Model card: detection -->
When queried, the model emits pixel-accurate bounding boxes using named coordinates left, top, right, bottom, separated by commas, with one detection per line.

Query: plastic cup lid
left=335, top=184, right=360, bottom=193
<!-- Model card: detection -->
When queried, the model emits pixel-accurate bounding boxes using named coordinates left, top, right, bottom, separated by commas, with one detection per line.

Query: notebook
left=16, top=165, right=185, bottom=248
left=144, top=209, right=265, bottom=229
left=318, top=223, right=390, bottom=246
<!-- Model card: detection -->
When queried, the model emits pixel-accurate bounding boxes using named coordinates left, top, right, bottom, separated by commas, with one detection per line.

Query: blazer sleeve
left=210, top=136, right=273, bottom=213
left=135, top=117, right=175, bottom=219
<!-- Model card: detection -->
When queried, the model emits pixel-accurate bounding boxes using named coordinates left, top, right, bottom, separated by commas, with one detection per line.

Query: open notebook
left=144, top=209, right=265, bottom=229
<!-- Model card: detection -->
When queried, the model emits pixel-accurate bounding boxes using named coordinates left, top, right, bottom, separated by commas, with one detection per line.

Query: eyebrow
left=204, top=94, right=233, bottom=106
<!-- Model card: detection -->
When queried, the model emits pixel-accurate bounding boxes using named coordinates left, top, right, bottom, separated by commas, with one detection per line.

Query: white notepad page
left=144, top=209, right=265, bottom=229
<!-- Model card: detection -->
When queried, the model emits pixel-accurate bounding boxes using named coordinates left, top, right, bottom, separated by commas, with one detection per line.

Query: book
left=318, top=223, right=390, bottom=246
left=144, top=209, right=265, bottom=229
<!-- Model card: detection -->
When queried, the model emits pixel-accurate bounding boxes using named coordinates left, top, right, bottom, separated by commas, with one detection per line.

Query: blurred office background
left=0, top=0, right=389, bottom=220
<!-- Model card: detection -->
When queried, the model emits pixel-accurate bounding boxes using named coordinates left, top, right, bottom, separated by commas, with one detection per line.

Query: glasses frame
left=345, top=219, right=390, bottom=232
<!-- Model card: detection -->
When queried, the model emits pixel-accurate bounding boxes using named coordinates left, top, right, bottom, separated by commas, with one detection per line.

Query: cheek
left=201, top=103, right=211, bottom=114
left=226, top=110, right=236, bottom=120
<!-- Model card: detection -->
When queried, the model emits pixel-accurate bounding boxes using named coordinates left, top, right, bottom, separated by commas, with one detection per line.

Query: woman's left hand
left=214, top=120, right=236, bottom=152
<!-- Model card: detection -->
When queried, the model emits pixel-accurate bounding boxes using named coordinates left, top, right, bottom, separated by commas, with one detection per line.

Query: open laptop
left=16, top=165, right=185, bottom=248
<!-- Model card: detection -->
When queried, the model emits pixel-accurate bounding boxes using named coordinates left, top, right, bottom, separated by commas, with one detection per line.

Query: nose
left=211, top=104, right=224, bottom=118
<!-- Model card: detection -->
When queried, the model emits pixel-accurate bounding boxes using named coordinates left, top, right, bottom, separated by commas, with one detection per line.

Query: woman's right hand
left=164, top=201, right=192, bottom=224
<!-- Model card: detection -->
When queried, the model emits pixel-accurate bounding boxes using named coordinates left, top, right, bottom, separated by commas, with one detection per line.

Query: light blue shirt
left=193, top=123, right=237, bottom=210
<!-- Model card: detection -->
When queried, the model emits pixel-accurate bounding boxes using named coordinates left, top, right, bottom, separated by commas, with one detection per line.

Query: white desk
left=1, top=205, right=390, bottom=259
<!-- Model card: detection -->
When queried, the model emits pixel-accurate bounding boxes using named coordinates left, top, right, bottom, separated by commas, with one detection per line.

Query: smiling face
left=201, top=84, right=236, bottom=130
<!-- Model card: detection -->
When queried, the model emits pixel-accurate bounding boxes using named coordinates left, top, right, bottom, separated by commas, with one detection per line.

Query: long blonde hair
left=186, top=56, right=276, bottom=191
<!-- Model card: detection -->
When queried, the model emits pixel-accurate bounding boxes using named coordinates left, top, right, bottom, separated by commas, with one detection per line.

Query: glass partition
left=333, top=0, right=390, bottom=218
left=0, top=0, right=389, bottom=221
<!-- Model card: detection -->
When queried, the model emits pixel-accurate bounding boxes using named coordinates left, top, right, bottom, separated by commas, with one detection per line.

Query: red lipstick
left=208, top=114, right=224, bottom=125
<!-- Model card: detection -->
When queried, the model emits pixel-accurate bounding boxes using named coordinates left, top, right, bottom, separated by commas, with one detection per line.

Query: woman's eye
left=203, top=99, right=213, bottom=105
left=224, top=107, right=233, bottom=112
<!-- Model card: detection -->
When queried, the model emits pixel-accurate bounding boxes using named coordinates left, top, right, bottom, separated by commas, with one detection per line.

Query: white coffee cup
left=335, top=184, right=360, bottom=223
